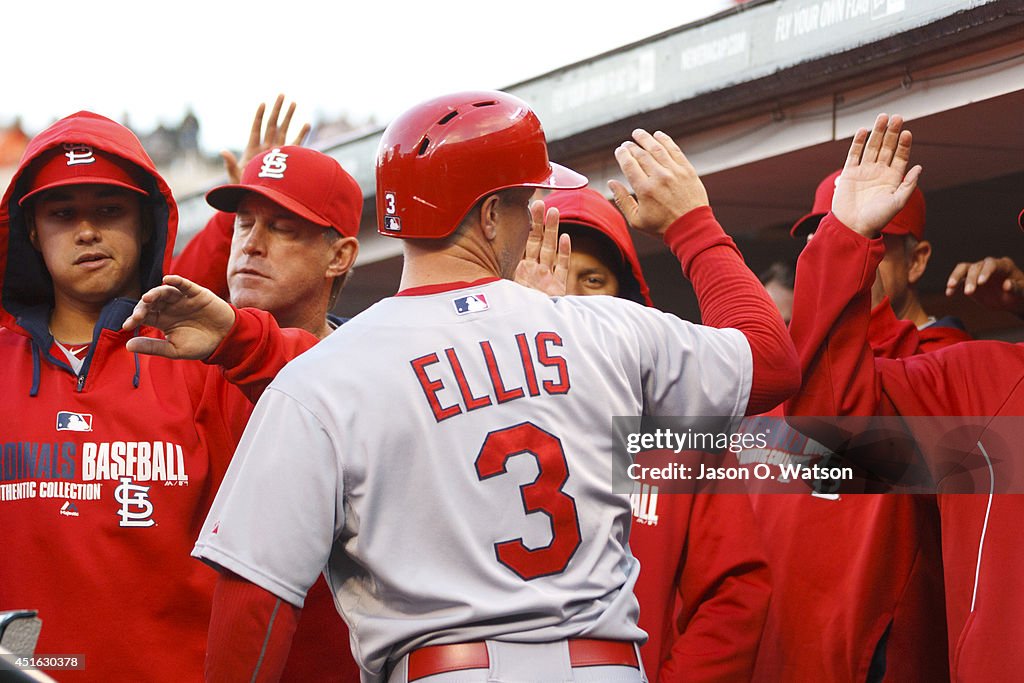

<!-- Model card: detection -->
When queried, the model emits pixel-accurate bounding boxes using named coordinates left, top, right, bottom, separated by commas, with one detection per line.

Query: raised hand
left=946, top=256, right=1024, bottom=314
left=832, top=114, right=922, bottom=238
left=608, top=129, right=709, bottom=236
left=514, top=200, right=571, bottom=296
left=220, top=94, right=312, bottom=183
left=123, top=275, right=236, bottom=360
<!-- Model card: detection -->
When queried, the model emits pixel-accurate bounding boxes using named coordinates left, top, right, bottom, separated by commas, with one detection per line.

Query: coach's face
left=228, top=193, right=337, bottom=328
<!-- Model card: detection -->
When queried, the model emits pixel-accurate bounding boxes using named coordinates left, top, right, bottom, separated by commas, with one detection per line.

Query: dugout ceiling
left=174, top=0, right=1024, bottom=335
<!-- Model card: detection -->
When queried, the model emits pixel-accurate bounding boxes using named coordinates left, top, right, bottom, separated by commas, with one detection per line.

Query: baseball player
left=747, top=165, right=966, bottom=681
left=792, top=169, right=971, bottom=349
left=0, top=111, right=317, bottom=681
left=787, top=113, right=1024, bottom=680
left=175, top=97, right=364, bottom=682
left=170, top=90, right=799, bottom=682
left=545, top=187, right=772, bottom=682
left=194, top=109, right=364, bottom=682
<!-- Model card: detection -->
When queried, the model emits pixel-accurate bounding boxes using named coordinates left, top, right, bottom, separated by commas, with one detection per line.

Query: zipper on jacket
left=77, top=372, right=86, bottom=392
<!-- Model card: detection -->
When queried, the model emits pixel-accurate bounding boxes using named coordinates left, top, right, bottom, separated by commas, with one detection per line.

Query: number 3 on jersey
left=475, top=422, right=581, bottom=580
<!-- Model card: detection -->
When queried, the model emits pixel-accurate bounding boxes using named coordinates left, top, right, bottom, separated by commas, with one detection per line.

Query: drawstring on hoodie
left=30, top=342, right=41, bottom=397
left=132, top=330, right=141, bottom=388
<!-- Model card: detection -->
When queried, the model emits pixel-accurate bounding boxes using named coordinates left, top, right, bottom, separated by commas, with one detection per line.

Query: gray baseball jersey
left=193, top=278, right=752, bottom=680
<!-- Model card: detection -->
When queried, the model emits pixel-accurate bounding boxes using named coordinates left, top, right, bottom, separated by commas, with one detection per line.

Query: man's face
left=763, top=280, right=794, bottom=324
left=877, top=234, right=912, bottom=314
left=30, top=185, right=145, bottom=309
left=566, top=233, right=620, bottom=297
left=228, top=194, right=338, bottom=326
left=493, top=188, right=535, bottom=280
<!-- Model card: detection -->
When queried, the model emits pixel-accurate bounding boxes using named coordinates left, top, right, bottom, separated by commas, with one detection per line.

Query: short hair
left=758, top=260, right=796, bottom=290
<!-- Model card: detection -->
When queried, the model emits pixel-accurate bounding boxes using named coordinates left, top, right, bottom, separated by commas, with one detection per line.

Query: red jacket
left=0, top=112, right=316, bottom=682
left=173, top=213, right=360, bottom=682
left=787, top=214, right=1024, bottom=681
left=749, top=295, right=959, bottom=682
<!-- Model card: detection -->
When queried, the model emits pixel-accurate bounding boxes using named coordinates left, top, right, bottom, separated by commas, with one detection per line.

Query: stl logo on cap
left=63, top=143, right=96, bottom=166
left=258, top=148, right=288, bottom=179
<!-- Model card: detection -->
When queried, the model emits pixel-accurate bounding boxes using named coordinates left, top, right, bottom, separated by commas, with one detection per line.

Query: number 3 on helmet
left=376, top=91, right=587, bottom=239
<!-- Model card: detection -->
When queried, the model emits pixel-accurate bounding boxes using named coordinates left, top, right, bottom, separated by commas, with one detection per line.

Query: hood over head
left=545, top=187, right=653, bottom=306
left=0, top=111, right=177, bottom=335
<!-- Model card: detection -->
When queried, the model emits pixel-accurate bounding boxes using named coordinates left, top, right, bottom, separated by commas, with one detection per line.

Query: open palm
left=831, top=114, right=922, bottom=237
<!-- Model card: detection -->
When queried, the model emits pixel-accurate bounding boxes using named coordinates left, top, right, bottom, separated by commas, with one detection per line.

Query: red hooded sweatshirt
left=787, top=214, right=1024, bottom=681
left=0, top=111, right=316, bottom=682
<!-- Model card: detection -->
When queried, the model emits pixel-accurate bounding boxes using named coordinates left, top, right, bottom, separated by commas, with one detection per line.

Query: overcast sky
left=4, top=0, right=732, bottom=153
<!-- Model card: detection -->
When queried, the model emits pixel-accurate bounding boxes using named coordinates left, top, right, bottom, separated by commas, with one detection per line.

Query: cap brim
left=789, top=212, right=825, bottom=237
left=534, top=163, right=588, bottom=190
left=19, top=178, right=148, bottom=207
left=206, top=184, right=332, bottom=228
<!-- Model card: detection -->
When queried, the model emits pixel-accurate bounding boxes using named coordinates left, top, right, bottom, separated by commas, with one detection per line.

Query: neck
left=398, top=236, right=503, bottom=292
left=895, top=294, right=930, bottom=328
left=274, top=299, right=333, bottom=342
left=277, top=308, right=334, bottom=341
left=49, top=298, right=104, bottom=344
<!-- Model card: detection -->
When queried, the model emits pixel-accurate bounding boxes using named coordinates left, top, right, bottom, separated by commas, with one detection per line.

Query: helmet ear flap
left=375, top=91, right=586, bottom=240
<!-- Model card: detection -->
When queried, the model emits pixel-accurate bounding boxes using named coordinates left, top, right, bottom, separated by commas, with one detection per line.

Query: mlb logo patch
left=453, top=294, right=489, bottom=315
left=383, top=215, right=402, bottom=232
left=56, top=411, right=93, bottom=432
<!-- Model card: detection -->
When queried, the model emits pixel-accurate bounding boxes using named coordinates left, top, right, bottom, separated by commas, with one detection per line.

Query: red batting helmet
left=376, top=91, right=587, bottom=239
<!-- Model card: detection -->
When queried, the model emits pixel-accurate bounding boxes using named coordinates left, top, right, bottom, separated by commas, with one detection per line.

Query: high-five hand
left=832, top=114, right=922, bottom=238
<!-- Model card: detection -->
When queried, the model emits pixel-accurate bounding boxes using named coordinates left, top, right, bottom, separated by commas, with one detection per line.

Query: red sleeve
left=785, top=214, right=886, bottom=419
left=171, top=211, right=234, bottom=300
left=207, top=572, right=300, bottom=683
left=205, top=306, right=319, bottom=402
left=663, top=206, right=800, bottom=415
left=659, top=490, right=770, bottom=683
left=868, top=297, right=920, bottom=359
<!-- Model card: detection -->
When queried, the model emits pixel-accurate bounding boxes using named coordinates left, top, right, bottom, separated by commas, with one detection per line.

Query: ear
left=325, top=236, right=359, bottom=278
left=907, top=239, right=932, bottom=285
left=26, top=213, right=41, bottom=251
left=478, top=194, right=502, bottom=242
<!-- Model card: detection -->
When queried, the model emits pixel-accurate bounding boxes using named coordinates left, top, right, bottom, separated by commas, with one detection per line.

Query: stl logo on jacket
left=258, top=148, right=288, bottom=179
left=56, top=411, right=92, bottom=432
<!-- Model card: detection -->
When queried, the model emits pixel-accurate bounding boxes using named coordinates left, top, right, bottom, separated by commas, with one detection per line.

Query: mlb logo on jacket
left=56, top=411, right=93, bottom=432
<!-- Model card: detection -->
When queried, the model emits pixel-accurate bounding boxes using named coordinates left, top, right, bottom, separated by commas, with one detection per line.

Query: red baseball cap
left=790, top=169, right=926, bottom=240
left=206, top=146, right=363, bottom=238
left=19, top=144, right=149, bottom=206
left=545, top=187, right=653, bottom=307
